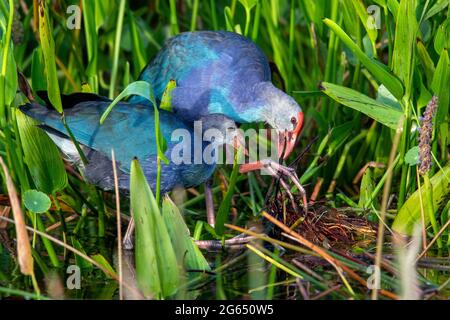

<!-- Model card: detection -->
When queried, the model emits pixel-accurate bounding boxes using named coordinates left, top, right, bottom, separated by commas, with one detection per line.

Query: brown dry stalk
left=262, top=211, right=398, bottom=300
left=45, top=214, right=78, bottom=232
left=225, top=223, right=314, bottom=256
left=111, top=150, right=124, bottom=300
left=0, top=157, right=34, bottom=275
left=0, top=206, right=11, bottom=229
left=372, top=118, right=403, bottom=300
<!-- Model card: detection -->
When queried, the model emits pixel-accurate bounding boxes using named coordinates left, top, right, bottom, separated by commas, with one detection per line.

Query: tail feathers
left=19, top=104, right=83, bottom=164
left=19, top=102, right=59, bottom=123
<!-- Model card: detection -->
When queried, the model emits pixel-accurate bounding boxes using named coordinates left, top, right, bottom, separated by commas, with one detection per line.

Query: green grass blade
left=323, top=18, right=404, bottom=100
left=392, top=0, right=418, bottom=98
left=16, top=111, right=67, bottom=194
left=215, top=153, right=241, bottom=236
left=37, top=1, right=62, bottom=113
left=108, top=0, right=126, bottom=99
left=162, top=196, right=210, bottom=272
left=128, top=11, right=147, bottom=76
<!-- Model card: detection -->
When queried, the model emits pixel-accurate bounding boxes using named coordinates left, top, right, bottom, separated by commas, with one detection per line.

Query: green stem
left=398, top=99, right=412, bottom=208
left=108, top=0, right=126, bottom=99
left=30, top=272, right=41, bottom=299
left=367, top=154, right=400, bottom=208
left=35, top=216, right=60, bottom=267
left=169, top=0, right=180, bottom=35
left=287, top=0, right=295, bottom=93
left=210, top=0, right=218, bottom=30
left=0, top=0, right=14, bottom=127
left=251, top=3, right=261, bottom=41
left=190, top=0, right=199, bottom=31
left=423, top=174, right=442, bottom=248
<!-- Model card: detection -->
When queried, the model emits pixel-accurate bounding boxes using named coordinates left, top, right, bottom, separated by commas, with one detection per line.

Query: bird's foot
left=240, top=160, right=308, bottom=215
left=196, top=233, right=256, bottom=251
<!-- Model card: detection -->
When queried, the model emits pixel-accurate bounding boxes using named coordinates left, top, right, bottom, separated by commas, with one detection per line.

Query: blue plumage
left=130, top=31, right=272, bottom=122
left=131, top=31, right=304, bottom=159
left=20, top=94, right=236, bottom=193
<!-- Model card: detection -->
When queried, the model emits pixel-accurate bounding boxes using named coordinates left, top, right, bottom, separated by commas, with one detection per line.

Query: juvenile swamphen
left=130, top=31, right=304, bottom=159
left=19, top=93, right=242, bottom=194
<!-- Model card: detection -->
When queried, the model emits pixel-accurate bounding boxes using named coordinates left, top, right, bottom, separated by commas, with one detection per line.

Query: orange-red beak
left=277, top=112, right=304, bottom=159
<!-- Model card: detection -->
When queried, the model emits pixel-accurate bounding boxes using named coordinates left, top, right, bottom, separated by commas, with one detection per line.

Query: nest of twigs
left=266, top=194, right=377, bottom=249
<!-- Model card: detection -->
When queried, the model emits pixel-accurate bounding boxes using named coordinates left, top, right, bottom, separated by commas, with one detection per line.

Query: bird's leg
left=196, top=237, right=255, bottom=251
left=259, top=164, right=298, bottom=212
left=195, top=231, right=257, bottom=251
left=123, top=217, right=135, bottom=250
left=240, top=160, right=308, bottom=215
left=204, top=178, right=215, bottom=227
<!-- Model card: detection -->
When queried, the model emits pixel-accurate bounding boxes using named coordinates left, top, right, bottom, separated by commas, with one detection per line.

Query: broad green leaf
left=417, top=82, right=433, bottom=109
left=31, top=48, right=47, bottom=94
left=392, top=164, right=450, bottom=235
left=392, top=0, right=418, bottom=97
left=358, top=168, right=375, bottom=208
left=16, top=110, right=67, bottom=194
left=320, top=82, right=403, bottom=129
left=424, top=0, right=448, bottom=20
left=323, top=18, right=404, bottom=99
left=162, top=197, right=210, bottom=272
left=433, top=18, right=450, bottom=54
left=130, top=159, right=179, bottom=299
left=38, top=1, right=62, bottom=113
left=23, top=190, right=51, bottom=214
left=404, top=146, right=420, bottom=166
left=416, top=40, right=436, bottom=86
left=376, top=84, right=402, bottom=111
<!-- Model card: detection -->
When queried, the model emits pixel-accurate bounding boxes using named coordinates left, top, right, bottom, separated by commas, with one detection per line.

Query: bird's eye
left=290, top=117, right=297, bottom=125
left=227, top=127, right=236, bottom=131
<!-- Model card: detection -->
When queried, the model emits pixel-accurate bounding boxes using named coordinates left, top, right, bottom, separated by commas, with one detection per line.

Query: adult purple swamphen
left=131, top=31, right=304, bottom=160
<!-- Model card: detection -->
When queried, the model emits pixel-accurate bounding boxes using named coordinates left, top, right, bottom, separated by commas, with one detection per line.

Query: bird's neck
left=246, top=82, right=279, bottom=123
